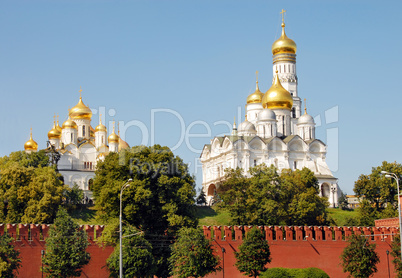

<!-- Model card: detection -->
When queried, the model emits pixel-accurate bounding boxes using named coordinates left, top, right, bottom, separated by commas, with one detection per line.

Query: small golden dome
left=272, top=22, right=297, bottom=55
left=95, top=117, right=107, bottom=133
left=108, top=124, right=119, bottom=144
left=48, top=121, right=61, bottom=139
left=118, top=138, right=130, bottom=151
left=246, top=72, right=264, bottom=104
left=56, top=120, right=62, bottom=133
left=69, top=96, right=92, bottom=120
left=262, top=72, right=293, bottom=110
left=62, top=117, right=78, bottom=129
left=24, top=130, right=38, bottom=151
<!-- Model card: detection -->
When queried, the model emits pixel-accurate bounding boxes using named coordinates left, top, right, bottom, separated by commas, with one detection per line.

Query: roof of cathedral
left=24, top=130, right=38, bottom=151
left=271, top=16, right=297, bottom=55
left=69, top=95, right=92, bottom=120
left=262, top=71, right=293, bottom=110
left=246, top=72, right=264, bottom=104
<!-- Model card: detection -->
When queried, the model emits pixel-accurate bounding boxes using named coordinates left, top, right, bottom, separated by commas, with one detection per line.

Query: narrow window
left=292, top=108, right=296, bottom=118
left=71, top=133, right=73, bottom=142
left=82, top=125, right=86, bottom=137
left=102, top=136, right=104, bottom=144
left=294, top=161, right=297, bottom=169
left=254, top=160, right=257, bottom=166
left=288, top=65, right=290, bottom=72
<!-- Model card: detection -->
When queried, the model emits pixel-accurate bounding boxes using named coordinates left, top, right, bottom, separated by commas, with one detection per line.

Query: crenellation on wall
left=203, top=226, right=212, bottom=239
left=363, top=227, right=372, bottom=241
left=213, top=226, right=222, bottom=240
left=304, top=226, right=313, bottom=240
left=18, top=224, right=29, bottom=241
left=314, top=226, right=323, bottom=240
left=234, top=226, right=242, bottom=241
left=224, top=226, right=232, bottom=241
left=7, top=224, right=17, bottom=240
left=265, top=226, right=273, bottom=241
left=85, top=225, right=95, bottom=242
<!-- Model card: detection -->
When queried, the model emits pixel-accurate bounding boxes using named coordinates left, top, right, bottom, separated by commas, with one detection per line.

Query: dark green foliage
left=169, top=227, right=220, bottom=278
left=340, top=234, right=379, bottom=278
left=64, top=183, right=84, bottom=210
left=42, top=207, right=90, bottom=277
left=218, top=165, right=328, bottom=226
left=338, top=191, right=348, bottom=210
left=0, top=159, right=67, bottom=223
left=0, top=150, right=49, bottom=168
left=391, top=235, right=402, bottom=278
left=235, top=227, right=271, bottom=278
left=93, top=145, right=197, bottom=277
left=107, top=226, right=155, bottom=278
left=196, top=189, right=207, bottom=206
left=262, top=268, right=329, bottom=278
left=0, top=233, right=21, bottom=278
left=354, top=161, right=402, bottom=224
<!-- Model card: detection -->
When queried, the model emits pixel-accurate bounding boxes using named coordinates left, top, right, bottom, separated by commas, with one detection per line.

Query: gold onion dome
left=69, top=96, right=92, bottom=120
left=246, top=72, right=264, bottom=104
left=48, top=121, right=61, bottom=139
left=62, top=117, right=78, bottom=129
left=24, top=130, right=38, bottom=151
left=56, top=116, right=62, bottom=133
left=272, top=22, right=297, bottom=55
left=262, top=71, right=293, bottom=110
left=108, top=125, right=119, bottom=144
left=95, top=118, right=107, bottom=133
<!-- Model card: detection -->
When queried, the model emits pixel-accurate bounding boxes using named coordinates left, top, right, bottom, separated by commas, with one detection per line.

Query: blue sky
left=1, top=0, right=401, bottom=194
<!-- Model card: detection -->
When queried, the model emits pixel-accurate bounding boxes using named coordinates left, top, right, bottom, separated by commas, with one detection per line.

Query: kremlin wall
left=2, top=223, right=398, bottom=278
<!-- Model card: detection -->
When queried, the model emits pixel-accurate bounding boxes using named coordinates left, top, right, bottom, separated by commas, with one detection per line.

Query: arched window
left=82, top=125, right=86, bottom=137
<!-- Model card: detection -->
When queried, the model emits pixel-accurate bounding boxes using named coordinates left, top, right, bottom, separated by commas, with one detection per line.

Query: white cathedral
left=23, top=92, right=129, bottom=199
left=200, top=14, right=339, bottom=207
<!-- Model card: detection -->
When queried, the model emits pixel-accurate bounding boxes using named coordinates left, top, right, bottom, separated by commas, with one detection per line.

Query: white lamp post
left=381, top=171, right=402, bottom=262
left=120, top=178, right=133, bottom=278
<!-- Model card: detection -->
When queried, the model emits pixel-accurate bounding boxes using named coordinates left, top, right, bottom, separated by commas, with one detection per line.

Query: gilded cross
left=256, top=70, right=259, bottom=83
left=280, top=9, right=286, bottom=24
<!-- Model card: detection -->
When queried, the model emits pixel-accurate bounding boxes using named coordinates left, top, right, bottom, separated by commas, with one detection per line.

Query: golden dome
left=118, top=138, right=130, bottom=151
left=69, top=96, right=92, bottom=120
left=108, top=124, right=119, bottom=144
left=272, top=22, right=297, bottom=55
left=246, top=72, right=264, bottom=104
left=95, top=117, right=107, bottom=132
left=48, top=121, right=61, bottom=139
left=62, top=117, right=78, bottom=129
left=24, top=130, right=38, bottom=151
left=56, top=119, right=62, bottom=133
left=262, top=72, right=293, bottom=110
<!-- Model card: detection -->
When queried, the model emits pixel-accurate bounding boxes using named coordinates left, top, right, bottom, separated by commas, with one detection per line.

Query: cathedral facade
left=24, top=92, right=129, bottom=199
left=200, top=15, right=339, bottom=207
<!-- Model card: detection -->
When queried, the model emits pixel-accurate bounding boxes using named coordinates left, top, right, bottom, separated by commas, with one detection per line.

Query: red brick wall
left=203, top=226, right=399, bottom=278
left=1, top=224, right=113, bottom=278
left=1, top=224, right=399, bottom=278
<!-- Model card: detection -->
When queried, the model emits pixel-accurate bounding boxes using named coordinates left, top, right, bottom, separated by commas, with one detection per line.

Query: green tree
left=354, top=161, right=402, bottom=224
left=92, top=145, right=197, bottom=277
left=0, top=233, right=21, bottom=278
left=169, top=227, right=221, bottom=278
left=0, top=151, right=66, bottom=224
left=64, top=183, right=84, bottom=210
left=107, top=226, right=155, bottom=278
left=42, top=207, right=90, bottom=277
left=340, top=234, right=379, bottom=278
left=196, top=189, right=207, bottom=206
left=218, top=165, right=328, bottom=226
left=391, top=235, right=402, bottom=278
left=235, top=227, right=271, bottom=278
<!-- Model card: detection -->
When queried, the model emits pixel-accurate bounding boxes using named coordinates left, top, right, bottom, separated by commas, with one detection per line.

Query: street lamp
left=120, top=178, right=133, bottom=278
left=381, top=171, right=402, bottom=262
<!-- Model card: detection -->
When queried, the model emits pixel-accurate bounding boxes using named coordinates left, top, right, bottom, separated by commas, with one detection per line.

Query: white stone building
left=24, top=91, right=129, bottom=199
left=200, top=16, right=339, bottom=207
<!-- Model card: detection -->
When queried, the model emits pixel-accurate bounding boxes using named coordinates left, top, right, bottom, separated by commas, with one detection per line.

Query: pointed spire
left=304, top=98, right=307, bottom=114
left=79, top=86, right=83, bottom=98
left=99, top=113, right=102, bottom=125
left=231, top=117, right=238, bottom=136
left=30, top=127, right=33, bottom=138
left=255, top=71, right=260, bottom=91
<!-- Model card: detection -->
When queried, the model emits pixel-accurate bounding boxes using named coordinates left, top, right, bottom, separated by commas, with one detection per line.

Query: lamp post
left=120, top=178, right=133, bottom=278
left=381, top=171, right=402, bottom=262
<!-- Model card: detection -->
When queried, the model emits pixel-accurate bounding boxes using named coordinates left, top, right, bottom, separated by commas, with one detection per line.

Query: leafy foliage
left=107, top=226, right=156, bottom=278
left=340, top=234, right=379, bottom=278
left=196, top=189, right=207, bottom=206
left=92, top=145, right=197, bottom=277
left=169, top=227, right=221, bottom=278
left=64, top=183, right=84, bottom=210
left=391, top=235, right=402, bottom=278
left=42, top=207, right=90, bottom=277
left=218, top=165, right=328, bottom=226
left=0, top=233, right=21, bottom=278
left=235, top=227, right=271, bottom=278
left=354, top=161, right=402, bottom=224
left=0, top=153, right=67, bottom=223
